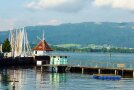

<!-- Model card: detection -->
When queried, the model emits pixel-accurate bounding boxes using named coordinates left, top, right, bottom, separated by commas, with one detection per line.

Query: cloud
left=37, top=19, right=62, bottom=25
left=93, top=0, right=134, bottom=11
left=0, top=18, right=15, bottom=31
left=26, top=0, right=90, bottom=12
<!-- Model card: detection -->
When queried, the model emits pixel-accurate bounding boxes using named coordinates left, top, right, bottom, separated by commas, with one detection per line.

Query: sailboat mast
left=9, top=27, right=32, bottom=57
left=42, top=31, right=46, bottom=55
left=23, top=28, right=26, bottom=57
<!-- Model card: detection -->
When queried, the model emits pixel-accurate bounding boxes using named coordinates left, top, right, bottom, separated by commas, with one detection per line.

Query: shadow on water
left=0, top=66, right=68, bottom=90
left=0, top=69, right=10, bottom=90
left=50, top=73, right=67, bottom=83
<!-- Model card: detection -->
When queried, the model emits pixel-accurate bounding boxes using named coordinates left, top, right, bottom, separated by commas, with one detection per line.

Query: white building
left=33, top=39, right=53, bottom=56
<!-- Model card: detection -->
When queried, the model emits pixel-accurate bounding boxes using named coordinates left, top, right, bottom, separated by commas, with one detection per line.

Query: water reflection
left=36, top=68, right=67, bottom=90
left=49, top=73, right=66, bottom=90
left=0, top=67, right=68, bottom=90
left=0, top=67, right=134, bottom=90
left=0, top=68, right=16, bottom=90
left=0, top=69, right=9, bottom=90
left=1, top=69, right=9, bottom=86
left=50, top=73, right=66, bottom=83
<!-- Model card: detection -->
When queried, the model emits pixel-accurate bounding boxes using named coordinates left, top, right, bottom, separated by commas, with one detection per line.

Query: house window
left=35, top=51, right=37, bottom=54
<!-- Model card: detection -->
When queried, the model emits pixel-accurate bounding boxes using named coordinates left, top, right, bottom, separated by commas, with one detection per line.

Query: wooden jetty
left=37, top=64, right=134, bottom=78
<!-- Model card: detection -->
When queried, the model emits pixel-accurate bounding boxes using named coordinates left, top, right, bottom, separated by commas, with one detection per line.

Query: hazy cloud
left=93, top=0, right=134, bottom=11
left=26, top=0, right=90, bottom=12
left=37, top=19, right=62, bottom=25
left=0, top=18, right=15, bottom=31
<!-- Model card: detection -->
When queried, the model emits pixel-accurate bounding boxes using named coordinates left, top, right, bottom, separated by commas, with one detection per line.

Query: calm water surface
left=1, top=52, right=134, bottom=90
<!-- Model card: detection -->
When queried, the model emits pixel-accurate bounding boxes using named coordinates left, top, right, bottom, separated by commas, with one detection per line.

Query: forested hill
left=1, top=22, right=134, bottom=47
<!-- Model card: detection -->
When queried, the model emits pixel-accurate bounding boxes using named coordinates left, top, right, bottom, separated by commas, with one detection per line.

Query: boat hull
left=0, top=57, right=36, bottom=67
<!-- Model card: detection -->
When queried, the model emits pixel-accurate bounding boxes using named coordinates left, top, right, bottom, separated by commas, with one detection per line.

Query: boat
left=9, top=28, right=33, bottom=58
left=0, top=28, right=35, bottom=66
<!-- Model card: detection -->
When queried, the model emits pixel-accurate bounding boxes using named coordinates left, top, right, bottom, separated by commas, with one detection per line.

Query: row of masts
left=9, top=28, right=32, bottom=58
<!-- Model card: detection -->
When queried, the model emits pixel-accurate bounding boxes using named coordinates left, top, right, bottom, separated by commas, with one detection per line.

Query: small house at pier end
left=33, top=39, right=68, bottom=66
left=33, top=39, right=53, bottom=56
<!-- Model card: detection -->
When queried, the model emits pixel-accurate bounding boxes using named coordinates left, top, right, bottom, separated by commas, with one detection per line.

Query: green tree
left=2, top=38, right=11, bottom=53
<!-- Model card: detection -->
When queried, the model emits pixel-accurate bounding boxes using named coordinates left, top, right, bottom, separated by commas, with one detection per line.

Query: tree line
left=51, top=46, right=134, bottom=53
left=2, top=38, right=134, bottom=53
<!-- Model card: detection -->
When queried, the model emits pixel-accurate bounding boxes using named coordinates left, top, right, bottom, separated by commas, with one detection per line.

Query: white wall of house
left=33, top=50, right=47, bottom=56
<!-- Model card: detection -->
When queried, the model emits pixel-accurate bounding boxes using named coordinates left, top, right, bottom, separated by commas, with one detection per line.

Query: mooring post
left=115, top=70, right=117, bottom=75
left=98, top=69, right=101, bottom=74
left=11, top=78, right=15, bottom=90
left=82, top=68, right=84, bottom=74
left=35, top=66, right=37, bottom=71
left=41, top=66, right=43, bottom=71
left=133, top=71, right=134, bottom=78
left=122, top=69, right=124, bottom=77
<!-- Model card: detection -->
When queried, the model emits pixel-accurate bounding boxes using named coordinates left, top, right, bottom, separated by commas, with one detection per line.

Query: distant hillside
left=1, top=22, right=134, bottom=47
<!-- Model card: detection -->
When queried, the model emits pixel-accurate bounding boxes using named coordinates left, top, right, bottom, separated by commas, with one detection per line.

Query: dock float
left=93, top=74, right=121, bottom=80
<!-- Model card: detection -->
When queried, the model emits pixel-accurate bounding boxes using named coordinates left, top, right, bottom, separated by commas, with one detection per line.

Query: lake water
left=1, top=52, right=134, bottom=90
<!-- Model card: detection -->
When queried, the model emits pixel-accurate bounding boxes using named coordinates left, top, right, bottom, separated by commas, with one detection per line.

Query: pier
left=37, top=64, right=134, bottom=78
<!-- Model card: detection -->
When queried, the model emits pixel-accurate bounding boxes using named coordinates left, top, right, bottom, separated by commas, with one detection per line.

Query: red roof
left=33, top=40, right=53, bottom=51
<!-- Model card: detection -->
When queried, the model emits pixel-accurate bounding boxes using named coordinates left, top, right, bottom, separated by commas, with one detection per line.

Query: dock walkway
left=37, top=64, right=134, bottom=78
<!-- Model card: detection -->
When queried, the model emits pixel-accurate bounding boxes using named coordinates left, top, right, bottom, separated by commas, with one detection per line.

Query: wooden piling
left=133, top=71, right=134, bottom=78
left=98, top=69, right=101, bottom=74
left=82, top=68, right=84, bottom=74
left=41, top=66, right=43, bottom=71
left=115, top=70, right=117, bottom=75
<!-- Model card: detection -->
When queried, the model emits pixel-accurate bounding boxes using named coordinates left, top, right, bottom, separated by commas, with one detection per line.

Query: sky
left=1, top=0, right=134, bottom=31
